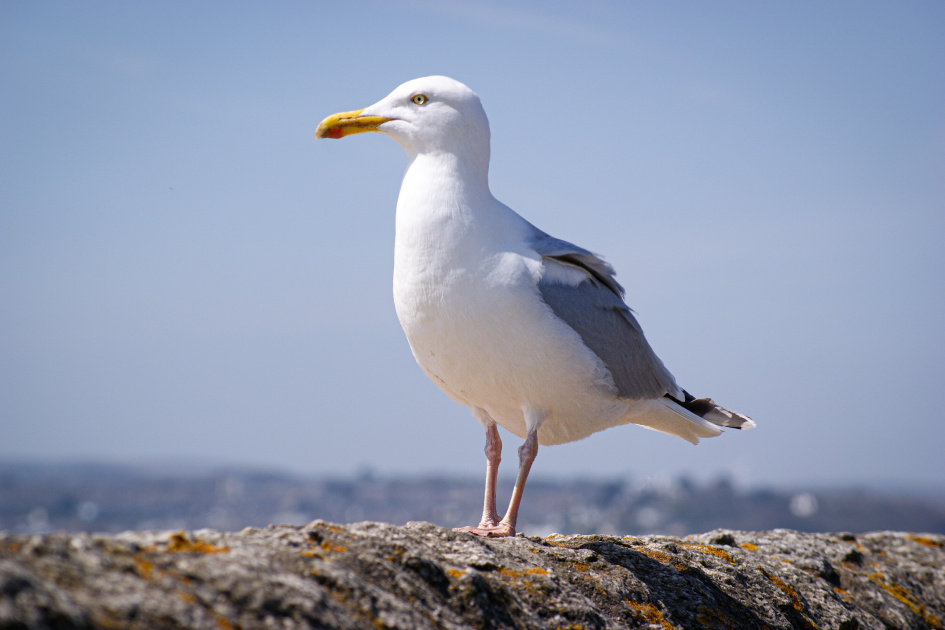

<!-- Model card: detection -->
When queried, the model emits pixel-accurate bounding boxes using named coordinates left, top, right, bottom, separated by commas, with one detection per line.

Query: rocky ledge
left=1, top=522, right=942, bottom=629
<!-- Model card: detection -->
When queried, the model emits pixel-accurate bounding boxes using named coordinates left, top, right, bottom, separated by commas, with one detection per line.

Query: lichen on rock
left=1, top=523, right=942, bottom=629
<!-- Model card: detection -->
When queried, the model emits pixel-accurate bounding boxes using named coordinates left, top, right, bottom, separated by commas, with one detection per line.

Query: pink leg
left=454, top=422, right=503, bottom=535
left=495, top=429, right=538, bottom=536
left=458, top=427, right=539, bottom=539
left=480, top=422, right=502, bottom=526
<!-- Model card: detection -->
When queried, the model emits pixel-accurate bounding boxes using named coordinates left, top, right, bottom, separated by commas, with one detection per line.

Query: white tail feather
left=621, top=399, right=724, bottom=445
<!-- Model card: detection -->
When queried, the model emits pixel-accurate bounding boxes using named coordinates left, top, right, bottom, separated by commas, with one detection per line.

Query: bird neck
left=394, top=150, right=516, bottom=279
left=397, top=151, right=494, bottom=222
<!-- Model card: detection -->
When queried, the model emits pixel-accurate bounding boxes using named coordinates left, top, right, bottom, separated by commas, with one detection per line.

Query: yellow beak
left=315, top=108, right=392, bottom=139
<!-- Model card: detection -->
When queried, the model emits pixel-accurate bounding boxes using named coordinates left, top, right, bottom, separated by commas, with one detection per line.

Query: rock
left=1, top=523, right=942, bottom=629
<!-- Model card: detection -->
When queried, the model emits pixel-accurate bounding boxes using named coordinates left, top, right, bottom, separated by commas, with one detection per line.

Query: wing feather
left=534, top=254, right=680, bottom=401
left=528, top=226, right=754, bottom=429
left=527, top=229, right=624, bottom=297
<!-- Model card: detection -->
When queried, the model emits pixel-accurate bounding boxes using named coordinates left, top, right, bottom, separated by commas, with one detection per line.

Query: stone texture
left=1, top=522, right=942, bottom=629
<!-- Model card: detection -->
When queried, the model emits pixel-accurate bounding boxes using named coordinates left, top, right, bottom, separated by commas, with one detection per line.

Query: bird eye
left=411, top=94, right=428, bottom=105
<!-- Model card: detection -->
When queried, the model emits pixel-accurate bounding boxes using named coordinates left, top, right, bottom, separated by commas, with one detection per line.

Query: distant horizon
left=2, top=457, right=942, bottom=498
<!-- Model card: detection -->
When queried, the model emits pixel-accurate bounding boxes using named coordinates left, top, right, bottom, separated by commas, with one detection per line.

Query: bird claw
left=454, top=522, right=516, bottom=538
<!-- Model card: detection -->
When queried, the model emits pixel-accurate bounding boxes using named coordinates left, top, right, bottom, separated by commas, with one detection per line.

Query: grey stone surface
left=1, top=522, right=942, bottom=629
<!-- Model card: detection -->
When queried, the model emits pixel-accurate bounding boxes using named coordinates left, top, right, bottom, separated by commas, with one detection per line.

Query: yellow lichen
left=868, top=572, right=942, bottom=629
left=132, top=550, right=202, bottom=592
left=624, top=600, right=675, bottom=630
left=833, top=587, right=853, bottom=602
left=757, top=568, right=803, bottom=611
left=543, top=540, right=574, bottom=548
left=740, top=543, right=758, bottom=551
left=572, top=562, right=590, bottom=572
left=757, top=567, right=819, bottom=629
left=448, top=568, right=465, bottom=578
left=159, top=532, right=230, bottom=555
left=633, top=546, right=694, bottom=572
left=133, top=556, right=155, bottom=579
left=492, top=566, right=542, bottom=595
left=680, top=543, right=735, bottom=565
left=526, top=567, right=550, bottom=575
left=905, top=535, right=943, bottom=548
left=176, top=591, right=196, bottom=604
left=634, top=547, right=674, bottom=565
left=696, top=604, right=739, bottom=629
left=319, top=540, right=347, bottom=553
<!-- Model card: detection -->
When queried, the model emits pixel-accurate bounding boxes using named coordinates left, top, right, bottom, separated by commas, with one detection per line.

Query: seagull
left=315, top=76, right=754, bottom=538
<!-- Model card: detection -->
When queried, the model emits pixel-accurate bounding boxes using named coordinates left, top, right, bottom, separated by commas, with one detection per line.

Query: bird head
left=315, top=76, right=490, bottom=160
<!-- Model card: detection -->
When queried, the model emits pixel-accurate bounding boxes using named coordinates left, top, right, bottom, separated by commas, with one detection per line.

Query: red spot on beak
left=327, top=127, right=343, bottom=139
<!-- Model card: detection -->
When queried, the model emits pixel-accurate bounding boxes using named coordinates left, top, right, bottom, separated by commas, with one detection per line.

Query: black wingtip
left=667, top=391, right=755, bottom=430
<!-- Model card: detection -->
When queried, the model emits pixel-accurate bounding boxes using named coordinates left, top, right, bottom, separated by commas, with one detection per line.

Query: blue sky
left=1, top=1, right=943, bottom=489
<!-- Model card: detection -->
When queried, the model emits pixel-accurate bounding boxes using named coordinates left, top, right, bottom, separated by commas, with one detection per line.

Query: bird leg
left=454, top=421, right=503, bottom=535
left=458, top=408, right=543, bottom=538
left=481, top=422, right=502, bottom=526
left=458, top=425, right=540, bottom=538
left=493, top=428, right=539, bottom=537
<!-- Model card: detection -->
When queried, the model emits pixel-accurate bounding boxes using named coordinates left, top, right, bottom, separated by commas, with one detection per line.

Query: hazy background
left=2, top=1, right=943, bottom=491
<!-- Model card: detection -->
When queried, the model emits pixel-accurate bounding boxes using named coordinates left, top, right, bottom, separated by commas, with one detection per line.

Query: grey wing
left=527, top=228, right=625, bottom=297
left=529, top=231, right=680, bottom=401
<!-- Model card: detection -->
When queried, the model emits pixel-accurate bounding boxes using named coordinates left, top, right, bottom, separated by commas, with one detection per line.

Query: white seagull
left=315, top=76, right=754, bottom=537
